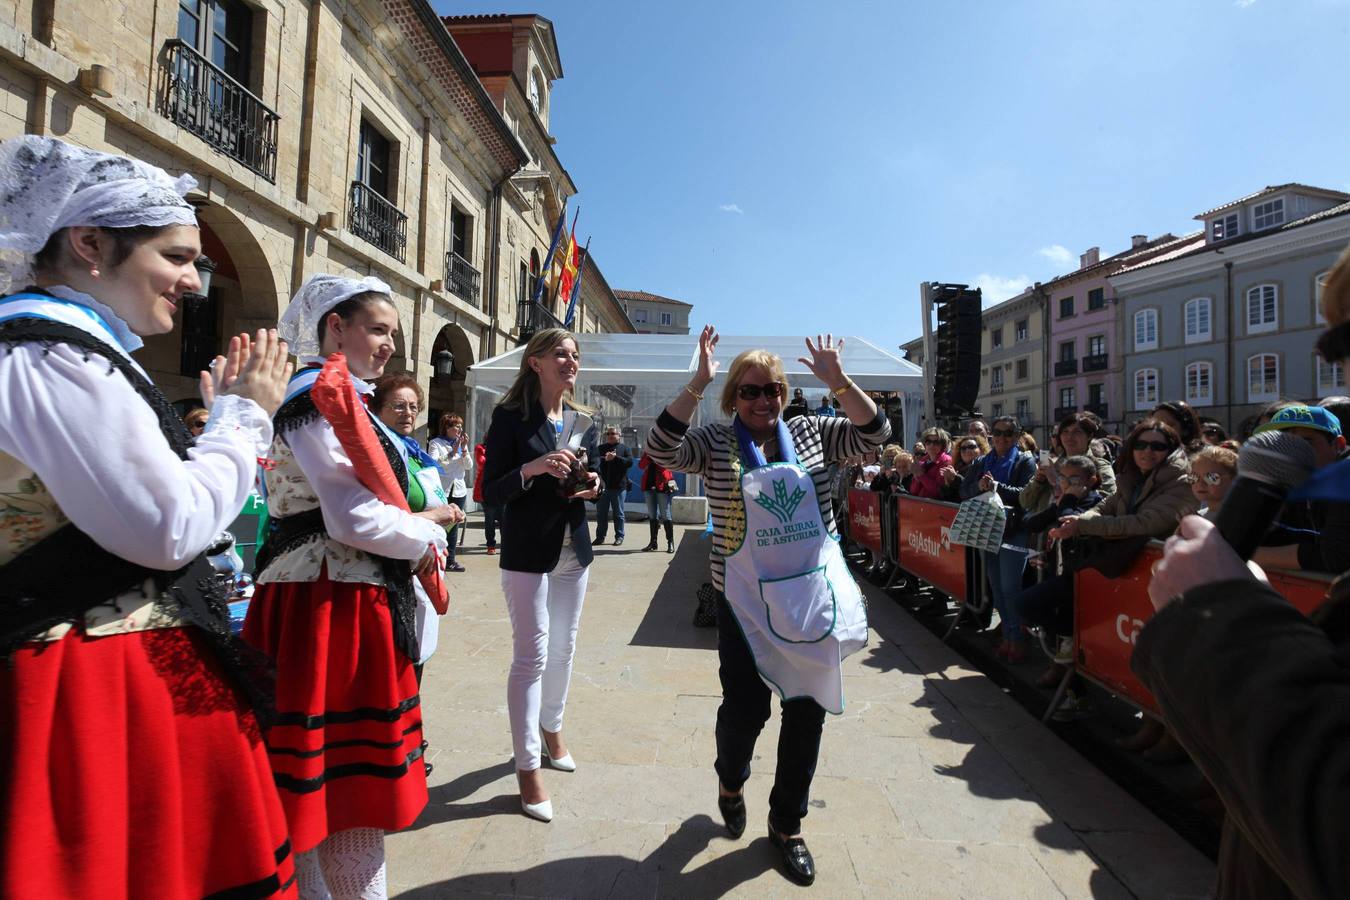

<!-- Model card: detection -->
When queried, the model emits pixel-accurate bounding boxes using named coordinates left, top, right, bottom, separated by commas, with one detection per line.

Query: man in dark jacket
left=591, top=426, right=633, bottom=546
left=1138, top=510, right=1350, bottom=899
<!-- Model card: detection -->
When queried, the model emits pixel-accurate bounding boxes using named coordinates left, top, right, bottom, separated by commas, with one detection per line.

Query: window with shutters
left=1185, top=362, right=1213, bottom=406
left=1246, top=284, right=1278, bottom=334
left=1247, top=354, right=1280, bottom=402
left=1134, top=368, right=1158, bottom=410
left=1184, top=297, right=1211, bottom=344
left=1134, top=309, right=1158, bottom=351
left=1317, top=354, right=1345, bottom=395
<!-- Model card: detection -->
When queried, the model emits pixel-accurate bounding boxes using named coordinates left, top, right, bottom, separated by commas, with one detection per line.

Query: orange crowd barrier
left=1074, top=543, right=1334, bottom=715
left=895, top=495, right=966, bottom=601
left=847, top=488, right=884, bottom=554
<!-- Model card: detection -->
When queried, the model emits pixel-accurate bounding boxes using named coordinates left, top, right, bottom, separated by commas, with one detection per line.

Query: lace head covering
left=0, top=136, right=198, bottom=292
left=278, top=273, right=392, bottom=358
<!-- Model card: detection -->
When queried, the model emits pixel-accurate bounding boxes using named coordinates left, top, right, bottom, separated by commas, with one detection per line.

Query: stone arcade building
left=0, top=1, right=631, bottom=432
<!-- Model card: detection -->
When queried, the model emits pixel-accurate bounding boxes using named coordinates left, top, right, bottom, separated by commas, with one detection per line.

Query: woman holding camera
left=481, top=328, right=601, bottom=823
left=647, top=327, right=888, bottom=886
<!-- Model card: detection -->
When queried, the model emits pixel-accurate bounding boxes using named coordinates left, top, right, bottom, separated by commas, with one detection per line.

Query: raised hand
left=798, top=334, right=847, bottom=390
left=200, top=332, right=251, bottom=407
left=693, top=325, right=720, bottom=389
left=222, top=329, right=294, bottom=416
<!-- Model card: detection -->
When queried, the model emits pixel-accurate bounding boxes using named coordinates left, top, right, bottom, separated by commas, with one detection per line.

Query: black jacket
left=590, top=440, right=633, bottom=491
left=482, top=402, right=598, bottom=573
left=1022, top=489, right=1104, bottom=533
left=1132, top=579, right=1350, bottom=900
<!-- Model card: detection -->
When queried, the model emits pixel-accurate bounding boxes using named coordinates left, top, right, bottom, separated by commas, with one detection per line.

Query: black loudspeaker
left=931, top=284, right=982, bottom=417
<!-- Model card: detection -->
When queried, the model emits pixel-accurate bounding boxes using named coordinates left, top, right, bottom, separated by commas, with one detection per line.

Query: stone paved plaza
left=390, top=522, right=1215, bottom=898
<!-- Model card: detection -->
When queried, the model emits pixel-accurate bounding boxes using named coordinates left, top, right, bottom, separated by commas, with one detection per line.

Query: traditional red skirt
left=242, top=576, right=427, bottom=853
left=0, top=626, right=296, bottom=899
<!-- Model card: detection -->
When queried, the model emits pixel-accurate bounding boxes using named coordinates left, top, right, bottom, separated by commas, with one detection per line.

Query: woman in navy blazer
left=481, top=328, right=601, bottom=823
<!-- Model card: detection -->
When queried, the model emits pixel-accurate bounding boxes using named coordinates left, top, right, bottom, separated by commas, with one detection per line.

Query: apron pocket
left=758, top=566, right=837, bottom=644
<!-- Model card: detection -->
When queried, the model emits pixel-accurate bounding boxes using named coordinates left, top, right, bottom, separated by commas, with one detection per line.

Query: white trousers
left=501, top=544, right=589, bottom=771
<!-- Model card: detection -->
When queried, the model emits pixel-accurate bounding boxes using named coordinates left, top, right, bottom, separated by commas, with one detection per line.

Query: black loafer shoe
left=717, top=793, right=746, bottom=839
left=768, top=821, right=815, bottom=886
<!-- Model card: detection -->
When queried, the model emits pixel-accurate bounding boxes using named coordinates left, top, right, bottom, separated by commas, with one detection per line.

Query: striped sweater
left=646, top=409, right=890, bottom=591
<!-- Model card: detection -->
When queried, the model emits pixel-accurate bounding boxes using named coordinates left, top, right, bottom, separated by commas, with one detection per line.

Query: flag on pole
left=557, top=228, right=580, bottom=310
left=530, top=203, right=568, bottom=307
left=563, top=238, right=590, bottom=328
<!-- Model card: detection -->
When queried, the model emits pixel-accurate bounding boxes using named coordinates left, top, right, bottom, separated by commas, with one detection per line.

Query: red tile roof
left=614, top=290, right=694, bottom=308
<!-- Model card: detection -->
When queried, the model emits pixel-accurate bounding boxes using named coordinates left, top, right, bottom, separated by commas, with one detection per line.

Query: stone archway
left=139, top=201, right=284, bottom=404
left=427, top=323, right=476, bottom=433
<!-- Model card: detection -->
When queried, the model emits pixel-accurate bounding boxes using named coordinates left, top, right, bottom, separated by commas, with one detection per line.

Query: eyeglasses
left=387, top=402, right=419, bottom=414
left=736, top=382, right=786, bottom=401
left=1133, top=440, right=1173, bottom=453
left=1057, top=474, right=1087, bottom=485
left=991, top=429, right=1017, bottom=438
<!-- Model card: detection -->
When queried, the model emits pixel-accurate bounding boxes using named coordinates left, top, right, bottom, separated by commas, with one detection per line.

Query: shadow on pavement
left=395, top=814, right=777, bottom=898
left=406, top=759, right=517, bottom=828
left=628, top=531, right=717, bottom=652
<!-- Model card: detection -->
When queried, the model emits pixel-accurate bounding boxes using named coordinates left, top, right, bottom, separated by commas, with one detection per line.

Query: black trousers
left=713, top=597, right=826, bottom=835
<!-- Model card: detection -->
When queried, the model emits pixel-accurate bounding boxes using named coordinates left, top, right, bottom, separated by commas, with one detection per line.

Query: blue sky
left=437, top=0, right=1350, bottom=351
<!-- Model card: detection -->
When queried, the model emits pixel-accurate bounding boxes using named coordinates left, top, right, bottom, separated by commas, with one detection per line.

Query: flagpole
left=564, top=237, right=590, bottom=328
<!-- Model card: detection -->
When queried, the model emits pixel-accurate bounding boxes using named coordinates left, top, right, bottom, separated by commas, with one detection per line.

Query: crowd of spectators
left=847, top=394, right=1350, bottom=728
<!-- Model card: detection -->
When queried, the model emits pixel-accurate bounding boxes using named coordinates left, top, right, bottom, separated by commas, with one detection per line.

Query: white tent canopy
left=465, top=333, right=923, bottom=454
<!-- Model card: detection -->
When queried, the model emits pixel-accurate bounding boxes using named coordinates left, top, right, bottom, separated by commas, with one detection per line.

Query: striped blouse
left=646, top=409, right=891, bottom=591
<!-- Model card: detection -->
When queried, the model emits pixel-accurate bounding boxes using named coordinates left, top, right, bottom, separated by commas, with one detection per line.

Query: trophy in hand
left=556, top=411, right=595, bottom=499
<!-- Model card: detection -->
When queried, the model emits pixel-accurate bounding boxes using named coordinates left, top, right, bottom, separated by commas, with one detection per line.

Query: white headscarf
left=0, top=136, right=198, bottom=292
left=278, top=273, right=392, bottom=358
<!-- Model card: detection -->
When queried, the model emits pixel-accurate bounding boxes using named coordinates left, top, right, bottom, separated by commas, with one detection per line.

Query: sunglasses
left=188, top=420, right=207, bottom=429
left=959, top=444, right=978, bottom=451
left=1133, top=440, right=1173, bottom=453
left=991, top=429, right=1017, bottom=438
left=923, top=438, right=944, bottom=445
left=736, top=382, right=786, bottom=401
left=1202, top=427, right=1222, bottom=436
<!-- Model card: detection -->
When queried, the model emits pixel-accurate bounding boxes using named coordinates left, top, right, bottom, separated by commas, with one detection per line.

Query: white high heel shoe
left=541, top=740, right=576, bottom=772
left=520, top=796, right=554, bottom=822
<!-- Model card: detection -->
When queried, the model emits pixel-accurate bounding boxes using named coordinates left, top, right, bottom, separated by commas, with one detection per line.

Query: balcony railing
left=1083, top=353, right=1109, bottom=372
left=158, top=39, right=279, bottom=182
left=1053, top=406, right=1076, bottom=422
left=446, top=251, right=482, bottom=306
left=349, top=181, right=408, bottom=263
left=1054, top=359, right=1078, bottom=376
left=516, top=300, right=564, bottom=343
left=1085, top=402, right=1109, bottom=420
left=989, top=383, right=1004, bottom=395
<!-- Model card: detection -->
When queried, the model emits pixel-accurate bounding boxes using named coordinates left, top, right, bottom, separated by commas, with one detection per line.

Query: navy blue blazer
left=482, top=401, right=598, bottom=573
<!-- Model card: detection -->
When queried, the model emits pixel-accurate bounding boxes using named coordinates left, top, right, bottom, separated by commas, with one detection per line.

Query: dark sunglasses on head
left=991, top=429, right=1017, bottom=438
left=736, top=382, right=786, bottom=401
left=1134, top=440, right=1173, bottom=453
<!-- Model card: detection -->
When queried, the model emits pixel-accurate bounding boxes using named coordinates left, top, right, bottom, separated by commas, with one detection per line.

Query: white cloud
left=718, top=203, right=744, bottom=214
left=1036, top=244, right=1074, bottom=268
left=972, top=274, right=1032, bottom=306
left=1235, top=0, right=1256, bottom=7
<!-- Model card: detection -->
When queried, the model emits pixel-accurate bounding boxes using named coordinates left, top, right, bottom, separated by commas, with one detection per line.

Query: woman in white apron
left=646, top=327, right=890, bottom=886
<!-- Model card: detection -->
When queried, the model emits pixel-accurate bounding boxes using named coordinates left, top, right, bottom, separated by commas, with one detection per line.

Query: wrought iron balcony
left=516, top=300, right=564, bottom=343
left=1083, top=353, right=1109, bottom=372
left=1054, top=359, right=1078, bottom=376
left=446, top=251, right=482, bottom=306
left=1085, top=402, right=1109, bottom=420
left=988, top=383, right=1004, bottom=395
left=158, top=39, right=279, bottom=182
left=349, top=181, right=407, bottom=263
left=1054, top=406, right=1077, bottom=422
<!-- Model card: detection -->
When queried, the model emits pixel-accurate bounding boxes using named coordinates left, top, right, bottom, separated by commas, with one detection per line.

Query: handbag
left=948, top=490, right=1007, bottom=555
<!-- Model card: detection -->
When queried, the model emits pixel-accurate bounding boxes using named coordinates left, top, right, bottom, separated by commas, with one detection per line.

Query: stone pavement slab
left=389, top=523, right=1214, bottom=898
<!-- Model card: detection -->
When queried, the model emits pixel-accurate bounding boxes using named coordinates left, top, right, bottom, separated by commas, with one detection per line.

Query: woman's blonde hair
left=497, top=327, right=593, bottom=414
left=879, top=444, right=904, bottom=467
left=921, top=427, right=951, bottom=451
left=719, top=349, right=788, bottom=416
left=1192, top=444, right=1238, bottom=476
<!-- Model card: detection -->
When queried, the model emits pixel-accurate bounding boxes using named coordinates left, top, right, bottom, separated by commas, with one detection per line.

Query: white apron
left=722, top=462, right=868, bottom=714
left=411, top=463, right=448, bottom=664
